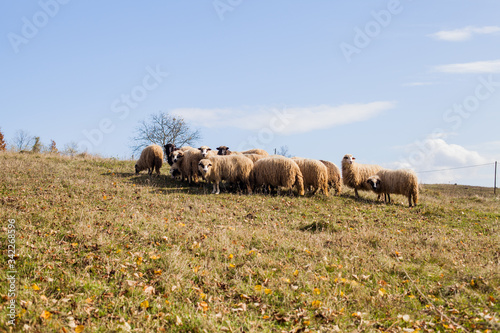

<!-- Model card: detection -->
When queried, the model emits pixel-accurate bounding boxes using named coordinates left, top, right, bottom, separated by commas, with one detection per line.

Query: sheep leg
left=211, top=182, right=217, bottom=194
left=387, top=193, right=391, bottom=203
left=148, top=168, right=153, bottom=176
left=354, top=188, right=359, bottom=198
left=215, top=182, right=220, bottom=194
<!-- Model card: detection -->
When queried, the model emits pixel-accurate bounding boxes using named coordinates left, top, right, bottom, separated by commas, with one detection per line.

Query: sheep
left=291, top=157, right=329, bottom=196
left=164, top=143, right=177, bottom=166
left=198, top=155, right=254, bottom=194
left=366, top=169, right=419, bottom=207
left=251, top=156, right=305, bottom=196
left=320, top=160, right=342, bottom=196
left=170, top=149, right=188, bottom=180
left=135, top=144, right=164, bottom=176
left=174, top=146, right=214, bottom=183
left=341, top=154, right=383, bottom=198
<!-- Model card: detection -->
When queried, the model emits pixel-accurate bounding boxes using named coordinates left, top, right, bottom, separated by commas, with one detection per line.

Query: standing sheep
left=291, top=157, right=329, bottom=196
left=135, top=145, right=164, bottom=176
left=341, top=154, right=383, bottom=198
left=164, top=143, right=176, bottom=166
left=175, top=146, right=213, bottom=184
left=320, top=160, right=342, bottom=196
left=198, top=155, right=254, bottom=194
left=251, top=156, right=305, bottom=196
left=366, top=169, right=419, bottom=207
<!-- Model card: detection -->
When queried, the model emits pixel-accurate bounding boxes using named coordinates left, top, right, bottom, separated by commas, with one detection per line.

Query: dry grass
left=0, top=152, right=499, bottom=332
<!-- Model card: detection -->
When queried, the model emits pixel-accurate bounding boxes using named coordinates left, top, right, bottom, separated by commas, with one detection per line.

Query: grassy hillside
left=1, top=152, right=499, bottom=332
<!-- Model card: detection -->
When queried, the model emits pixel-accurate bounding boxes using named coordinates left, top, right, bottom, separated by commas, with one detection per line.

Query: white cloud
left=429, top=25, right=500, bottom=41
left=172, top=101, right=395, bottom=135
left=395, top=136, right=491, bottom=184
left=433, top=59, right=500, bottom=73
left=402, top=81, right=437, bottom=87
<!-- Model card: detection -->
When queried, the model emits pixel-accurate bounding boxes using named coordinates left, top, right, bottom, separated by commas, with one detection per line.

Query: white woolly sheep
left=135, top=144, right=164, bottom=176
left=198, top=155, right=254, bottom=194
left=183, top=146, right=215, bottom=183
left=251, top=156, right=305, bottom=196
left=366, top=169, right=419, bottom=207
left=320, top=160, right=342, bottom=196
left=170, top=149, right=189, bottom=180
left=291, top=157, right=329, bottom=196
left=341, top=154, right=383, bottom=198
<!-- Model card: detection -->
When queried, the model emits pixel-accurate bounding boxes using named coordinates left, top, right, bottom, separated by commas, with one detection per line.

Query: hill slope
left=1, top=152, right=499, bottom=332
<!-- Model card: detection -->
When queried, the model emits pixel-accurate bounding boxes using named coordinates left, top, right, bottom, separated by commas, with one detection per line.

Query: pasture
left=0, top=152, right=499, bottom=332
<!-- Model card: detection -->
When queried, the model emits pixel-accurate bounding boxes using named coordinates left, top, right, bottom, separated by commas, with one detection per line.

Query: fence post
left=495, top=161, right=497, bottom=195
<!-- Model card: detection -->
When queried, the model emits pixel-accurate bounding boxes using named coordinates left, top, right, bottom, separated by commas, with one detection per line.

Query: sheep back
left=240, top=148, right=269, bottom=156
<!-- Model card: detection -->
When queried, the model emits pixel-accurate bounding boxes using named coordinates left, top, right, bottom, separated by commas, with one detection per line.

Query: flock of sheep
left=134, top=144, right=419, bottom=207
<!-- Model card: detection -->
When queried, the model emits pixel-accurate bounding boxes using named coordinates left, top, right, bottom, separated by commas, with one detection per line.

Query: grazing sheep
left=135, top=145, right=164, bottom=176
left=341, top=154, right=383, bottom=198
left=320, top=160, right=342, bottom=196
left=198, top=155, right=254, bottom=194
left=251, top=156, right=305, bottom=196
left=366, top=169, right=419, bottom=207
left=291, top=157, right=329, bottom=196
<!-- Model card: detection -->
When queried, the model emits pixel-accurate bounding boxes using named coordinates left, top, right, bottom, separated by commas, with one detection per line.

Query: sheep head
left=198, top=159, right=213, bottom=178
left=366, top=175, right=381, bottom=192
left=216, top=146, right=230, bottom=155
left=199, top=146, right=212, bottom=157
left=171, top=150, right=184, bottom=163
left=342, top=154, right=356, bottom=165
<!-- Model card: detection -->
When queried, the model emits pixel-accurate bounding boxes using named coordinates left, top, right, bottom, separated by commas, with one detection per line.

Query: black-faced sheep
left=164, top=143, right=176, bottom=166
left=341, top=154, right=383, bottom=198
left=198, top=155, right=254, bottom=194
left=135, top=144, right=164, bottom=176
left=320, top=160, right=342, bottom=196
left=251, top=156, right=305, bottom=196
left=366, top=169, right=419, bottom=207
left=291, top=157, right=329, bottom=196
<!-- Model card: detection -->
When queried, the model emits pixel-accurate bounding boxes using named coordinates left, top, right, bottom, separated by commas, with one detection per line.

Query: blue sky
left=1, top=1, right=499, bottom=186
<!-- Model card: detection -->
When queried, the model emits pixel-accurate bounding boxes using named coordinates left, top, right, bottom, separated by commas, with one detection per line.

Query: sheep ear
left=352, top=157, right=356, bottom=160
left=207, top=148, right=211, bottom=151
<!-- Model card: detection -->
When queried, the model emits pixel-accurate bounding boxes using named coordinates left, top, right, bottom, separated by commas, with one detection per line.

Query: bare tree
left=131, top=111, right=201, bottom=154
left=49, top=140, right=58, bottom=153
left=275, top=145, right=291, bottom=158
left=13, top=129, right=34, bottom=151
left=31, top=136, right=42, bottom=153
left=63, top=141, right=79, bottom=157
